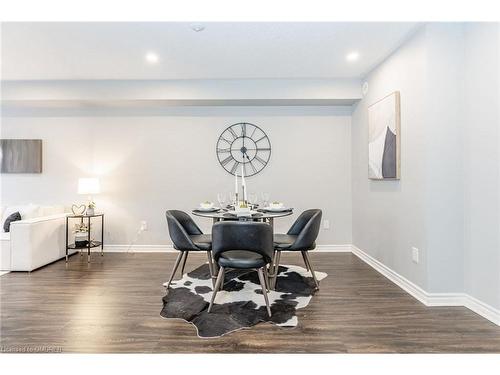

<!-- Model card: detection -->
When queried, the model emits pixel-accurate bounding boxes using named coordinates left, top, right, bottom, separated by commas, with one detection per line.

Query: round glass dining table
left=192, top=207, right=293, bottom=289
left=191, top=208, right=293, bottom=229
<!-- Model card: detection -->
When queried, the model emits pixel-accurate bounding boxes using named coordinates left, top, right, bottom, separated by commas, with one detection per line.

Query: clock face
left=216, top=122, right=271, bottom=177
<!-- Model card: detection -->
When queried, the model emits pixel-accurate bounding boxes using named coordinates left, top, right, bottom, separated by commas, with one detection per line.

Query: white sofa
left=1, top=205, right=75, bottom=271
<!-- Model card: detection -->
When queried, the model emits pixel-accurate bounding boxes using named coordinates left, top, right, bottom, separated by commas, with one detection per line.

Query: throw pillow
left=3, top=211, right=21, bottom=232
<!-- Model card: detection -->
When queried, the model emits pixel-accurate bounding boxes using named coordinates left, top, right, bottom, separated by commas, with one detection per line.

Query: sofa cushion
left=0, top=232, right=10, bottom=241
left=3, top=212, right=21, bottom=232
left=2, top=204, right=40, bottom=231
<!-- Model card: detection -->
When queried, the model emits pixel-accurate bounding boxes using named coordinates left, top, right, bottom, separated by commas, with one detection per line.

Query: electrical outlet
left=140, top=220, right=148, bottom=231
left=323, top=220, right=330, bottom=230
left=412, top=247, right=419, bottom=263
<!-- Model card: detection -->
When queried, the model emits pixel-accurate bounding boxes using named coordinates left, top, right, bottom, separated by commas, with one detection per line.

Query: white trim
left=351, top=244, right=431, bottom=305
left=315, top=244, right=351, bottom=252
left=464, top=294, right=500, bottom=326
left=104, top=244, right=175, bottom=253
left=351, top=244, right=500, bottom=326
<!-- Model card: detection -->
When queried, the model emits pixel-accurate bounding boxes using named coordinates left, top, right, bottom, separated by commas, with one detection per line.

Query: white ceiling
left=1, top=22, right=420, bottom=80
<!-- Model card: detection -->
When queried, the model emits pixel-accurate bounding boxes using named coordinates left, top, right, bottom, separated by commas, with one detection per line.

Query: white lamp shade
left=78, top=178, right=100, bottom=195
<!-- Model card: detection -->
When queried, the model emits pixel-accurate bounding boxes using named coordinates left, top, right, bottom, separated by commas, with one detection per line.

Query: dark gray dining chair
left=165, top=210, right=214, bottom=289
left=271, top=209, right=322, bottom=290
left=208, top=221, right=274, bottom=317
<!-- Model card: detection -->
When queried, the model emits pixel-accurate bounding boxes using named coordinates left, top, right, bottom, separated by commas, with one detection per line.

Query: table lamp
left=78, top=177, right=100, bottom=215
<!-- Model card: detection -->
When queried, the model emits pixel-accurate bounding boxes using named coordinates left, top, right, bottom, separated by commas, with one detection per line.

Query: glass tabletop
left=66, top=213, right=104, bottom=218
left=191, top=208, right=293, bottom=220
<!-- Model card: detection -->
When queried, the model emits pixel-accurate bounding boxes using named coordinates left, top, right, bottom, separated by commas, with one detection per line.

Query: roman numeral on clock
left=247, top=160, right=257, bottom=173
left=250, top=126, right=257, bottom=138
left=228, top=128, right=238, bottom=139
left=220, top=155, right=233, bottom=166
left=255, top=155, right=267, bottom=165
left=230, top=161, right=240, bottom=174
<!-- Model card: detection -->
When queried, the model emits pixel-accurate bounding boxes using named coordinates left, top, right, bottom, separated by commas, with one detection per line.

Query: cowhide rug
left=160, top=263, right=327, bottom=338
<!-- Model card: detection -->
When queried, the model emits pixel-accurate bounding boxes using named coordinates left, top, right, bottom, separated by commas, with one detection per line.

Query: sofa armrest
left=9, top=214, right=68, bottom=271
left=10, top=213, right=68, bottom=226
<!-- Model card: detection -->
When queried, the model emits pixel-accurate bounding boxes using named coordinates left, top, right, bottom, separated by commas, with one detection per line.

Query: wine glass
left=249, top=193, right=258, bottom=208
left=217, top=192, right=227, bottom=209
left=261, top=192, right=270, bottom=208
left=228, top=192, right=236, bottom=207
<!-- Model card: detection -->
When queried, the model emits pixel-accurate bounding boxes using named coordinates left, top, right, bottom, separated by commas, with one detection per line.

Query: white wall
left=1, top=106, right=352, bottom=247
left=352, top=23, right=500, bottom=310
left=463, top=23, right=500, bottom=310
left=351, top=27, right=429, bottom=289
left=423, top=24, right=465, bottom=293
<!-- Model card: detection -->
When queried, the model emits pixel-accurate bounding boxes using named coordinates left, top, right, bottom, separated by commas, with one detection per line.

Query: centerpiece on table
left=233, top=165, right=252, bottom=217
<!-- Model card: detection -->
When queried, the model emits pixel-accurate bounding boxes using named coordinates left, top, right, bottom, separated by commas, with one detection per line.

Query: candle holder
left=242, top=185, right=246, bottom=205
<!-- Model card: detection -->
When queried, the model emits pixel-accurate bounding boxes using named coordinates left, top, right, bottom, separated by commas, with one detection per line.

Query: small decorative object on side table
left=86, top=203, right=95, bottom=216
left=65, top=213, right=104, bottom=263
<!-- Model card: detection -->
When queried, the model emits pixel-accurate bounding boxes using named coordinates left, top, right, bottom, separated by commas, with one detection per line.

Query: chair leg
left=219, top=267, right=226, bottom=291
left=303, top=251, right=319, bottom=290
left=257, top=268, right=272, bottom=317
left=263, top=267, right=270, bottom=292
left=272, top=251, right=281, bottom=290
left=180, top=251, right=189, bottom=275
left=301, top=251, right=310, bottom=271
left=206, top=251, right=215, bottom=288
left=267, top=251, right=277, bottom=289
left=208, top=266, right=225, bottom=313
left=165, top=251, right=184, bottom=289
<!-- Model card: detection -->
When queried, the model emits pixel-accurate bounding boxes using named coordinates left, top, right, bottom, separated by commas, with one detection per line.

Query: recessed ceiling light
left=190, top=23, right=205, bottom=32
left=346, top=51, right=360, bottom=62
left=145, top=52, right=159, bottom=64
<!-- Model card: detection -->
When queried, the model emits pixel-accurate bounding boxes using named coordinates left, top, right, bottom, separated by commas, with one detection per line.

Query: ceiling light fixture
left=346, top=51, right=360, bottom=62
left=145, top=52, right=159, bottom=64
left=190, top=23, right=205, bottom=32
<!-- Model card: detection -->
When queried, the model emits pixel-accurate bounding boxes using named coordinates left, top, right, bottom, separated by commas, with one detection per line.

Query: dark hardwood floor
left=1, top=252, right=499, bottom=353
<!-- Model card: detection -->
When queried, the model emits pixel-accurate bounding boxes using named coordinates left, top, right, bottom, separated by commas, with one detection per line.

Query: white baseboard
left=351, top=244, right=434, bottom=306
left=463, top=294, right=500, bottom=326
left=351, top=244, right=500, bottom=326
left=104, top=244, right=175, bottom=252
left=315, top=244, right=351, bottom=252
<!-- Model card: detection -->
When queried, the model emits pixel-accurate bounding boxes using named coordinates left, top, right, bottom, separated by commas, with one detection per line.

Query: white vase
left=75, top=232, right=88, bottom=247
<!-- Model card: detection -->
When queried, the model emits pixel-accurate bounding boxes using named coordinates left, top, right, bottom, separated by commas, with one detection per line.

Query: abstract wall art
left=0, top=139, right=43, bottom=173
left=368, top=91, right=401, bottom=179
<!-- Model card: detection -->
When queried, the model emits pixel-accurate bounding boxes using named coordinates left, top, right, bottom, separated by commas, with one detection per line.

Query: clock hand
left=242, top=124, right=246, bottom=148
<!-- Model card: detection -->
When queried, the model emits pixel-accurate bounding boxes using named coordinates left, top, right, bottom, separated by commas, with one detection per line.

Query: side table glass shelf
left=65, top=213, right=104, bottom=263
